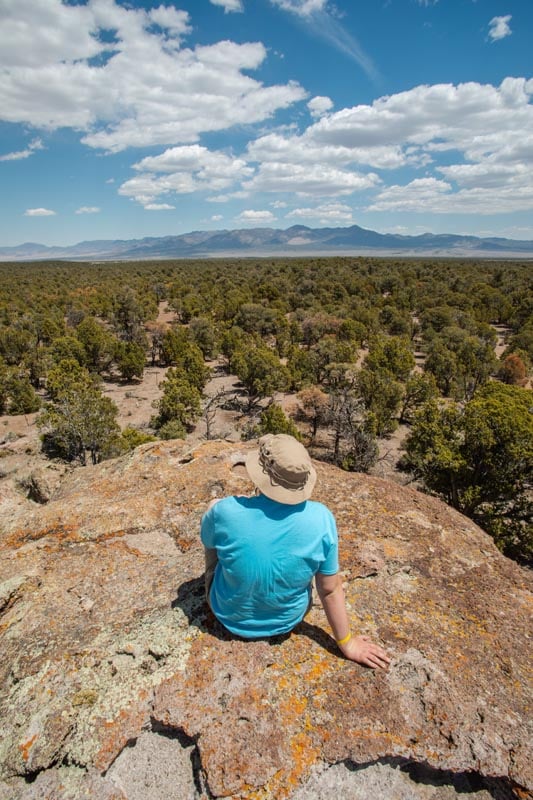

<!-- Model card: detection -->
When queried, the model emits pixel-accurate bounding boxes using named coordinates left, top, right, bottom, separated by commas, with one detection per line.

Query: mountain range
left=2, top=223, right=533, bottom=261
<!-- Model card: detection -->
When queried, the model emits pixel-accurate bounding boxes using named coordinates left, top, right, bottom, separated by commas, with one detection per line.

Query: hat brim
left=245, top=449, right=317, bottom=505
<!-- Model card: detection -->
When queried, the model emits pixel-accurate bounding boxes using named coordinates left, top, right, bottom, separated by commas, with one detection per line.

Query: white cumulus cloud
left=244, top=77, right=533, bottom=215
left=488, top=15, right=512, bottom=42
left=235, top=209, right=276, bottom=223
left=307, top=96, right=333, bottom=118
left=0, top=0, right=305, bottom=153
left=24, top=208, right=56, bottom=216
left=120, top=145, right=254, bottom=207
left=244, top=162, right=379, bottom=196
left=286, top=202, right=353, bottom=223
left=115, top=75, right=533, bottom=217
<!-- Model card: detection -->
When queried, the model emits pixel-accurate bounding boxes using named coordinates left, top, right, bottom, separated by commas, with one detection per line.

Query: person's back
left=200, top=434, right=390, bottom=670
left=201, top=493, right=337, bottom=637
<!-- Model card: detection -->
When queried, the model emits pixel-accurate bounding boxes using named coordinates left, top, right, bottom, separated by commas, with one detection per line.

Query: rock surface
left=0, top=439, right=531, bottom=800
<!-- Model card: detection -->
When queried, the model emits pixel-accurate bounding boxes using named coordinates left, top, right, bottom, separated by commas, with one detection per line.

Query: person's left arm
left=315, top=572, right=390, bottom=669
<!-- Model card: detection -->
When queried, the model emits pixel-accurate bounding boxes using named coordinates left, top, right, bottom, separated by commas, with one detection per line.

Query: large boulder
left=0, top=440, right=531, bottom=799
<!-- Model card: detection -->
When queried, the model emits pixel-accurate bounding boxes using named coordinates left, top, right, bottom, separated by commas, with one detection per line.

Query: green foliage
left=157, top=419, right=187, bottom=440
left=119, top=427, right=157, bottom=451
left=399, top=372, right=439, bottom=424
left=181, top=342, right=210, bottom=391
left=286, top=346, right=318, bottom=390
left=420, top=305, right=455, bottom=334
left=379, top=306, right=413, bottom=337
left=235, top=303, right=279, bottom=335
left=315, top=336, right=357, bottom=381
left=0, top=358, right=41, bottom=414
left=364, top=335, right=415, bottom=382
left=75, top=316, right=115, bottom=371
left=114, top=341, right=146, bottom=381
left=154, top=368, right=202, bottom=430
left=301, top=314, right=338, bottom=348
left=189, top=317, right=218, bottom=359
left=507, top=324, right=533, bottom=364
left=38, top=369, right=120, bottom=465
left=112, top=286, right=147, bottom=344
left=424, top=340, right=457, bottom=396
left=255, top=403, right=301, bottom=439
left=24, top=348, right=50, bottom=390
left=401, top=383, right=533, bottom=563
left=50, top=335, right=87, bottom=367
left=46, top=359, right=94, bottom=402
left=5, top=372, right=41, bottom=414
left=220, top=325, right=249, bottom=371
left=33, top=312, right=65, bottom=345
left=338, top=318, right=366, bottom=345
left=0, top=326, right=35, bottom=365
left=232, top=342, right=290, bottom=409
left=454, top=335, right=497, bottom=399
left=160, top=328, right=209, bottom=389
left=160, top=327, right=190, bottom=366
left=0, top=256, right=530, bottom=546
left=470, top=284, right=512, bottom=324
left=357, top=368, right=403, bottom=436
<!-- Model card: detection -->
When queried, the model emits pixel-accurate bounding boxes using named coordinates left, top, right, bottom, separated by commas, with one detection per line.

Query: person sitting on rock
left=201, top=434, right=390, bottom=669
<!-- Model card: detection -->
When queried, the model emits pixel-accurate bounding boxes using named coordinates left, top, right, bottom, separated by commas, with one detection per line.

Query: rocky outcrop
left=0, top=440, right=531, bottom=799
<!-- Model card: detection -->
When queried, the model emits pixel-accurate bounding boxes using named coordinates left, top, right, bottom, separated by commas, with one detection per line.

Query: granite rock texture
left=0, top=440, right=531, bottom=800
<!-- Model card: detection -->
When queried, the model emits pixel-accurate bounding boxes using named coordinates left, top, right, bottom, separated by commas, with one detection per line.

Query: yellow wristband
left=336, top=632, right=351, bottom=646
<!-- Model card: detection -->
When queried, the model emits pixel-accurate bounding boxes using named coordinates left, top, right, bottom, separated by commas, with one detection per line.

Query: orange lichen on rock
left=93, top=693, right=152, bottom=772
left=18, top=734, right=38, bottom=763
left=0, top=440, right=531, bottom=799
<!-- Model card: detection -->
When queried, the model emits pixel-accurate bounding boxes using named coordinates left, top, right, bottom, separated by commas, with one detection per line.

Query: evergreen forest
left=0, top=256, right=531, bottom=564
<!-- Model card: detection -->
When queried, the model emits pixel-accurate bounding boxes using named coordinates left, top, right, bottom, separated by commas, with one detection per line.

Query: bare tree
left=202, top=388, right=234, bottom=440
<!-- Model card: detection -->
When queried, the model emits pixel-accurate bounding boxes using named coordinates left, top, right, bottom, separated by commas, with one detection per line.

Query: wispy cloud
left=488, top=15, right=512, bottom=42
left=0, top=138, right=43, bottom=162
left=209, top=0, right=243, bottom=12
left=75, top=206, right=100, bottom=215
left=270, top=0, right=328, bottom=15
left=24, top=208, right=56, bottom=216
left=270, top=1, right=380, bottom=82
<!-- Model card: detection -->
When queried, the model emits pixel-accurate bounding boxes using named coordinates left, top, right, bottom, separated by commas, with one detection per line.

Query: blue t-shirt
left=200, top=494, right=339, bottom=638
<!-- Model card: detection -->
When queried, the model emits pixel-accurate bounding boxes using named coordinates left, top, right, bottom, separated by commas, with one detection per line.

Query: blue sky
left=1, top=0, right=532, bottom=247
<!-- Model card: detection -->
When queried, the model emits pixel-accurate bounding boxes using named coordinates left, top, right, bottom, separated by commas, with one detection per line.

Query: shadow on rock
left=173, top=577, right=340, bottom=657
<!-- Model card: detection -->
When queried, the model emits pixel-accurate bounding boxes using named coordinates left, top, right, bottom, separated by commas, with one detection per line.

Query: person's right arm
left=315, top=572, right=390, bottom=669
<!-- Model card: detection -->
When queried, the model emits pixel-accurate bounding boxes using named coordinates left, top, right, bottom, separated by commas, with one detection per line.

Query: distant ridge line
left=1, top=223, right=533, bottom=261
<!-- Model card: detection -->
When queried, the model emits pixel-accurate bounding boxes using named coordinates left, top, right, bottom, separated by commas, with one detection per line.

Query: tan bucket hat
left=245, top=434, right=317, bottom=505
